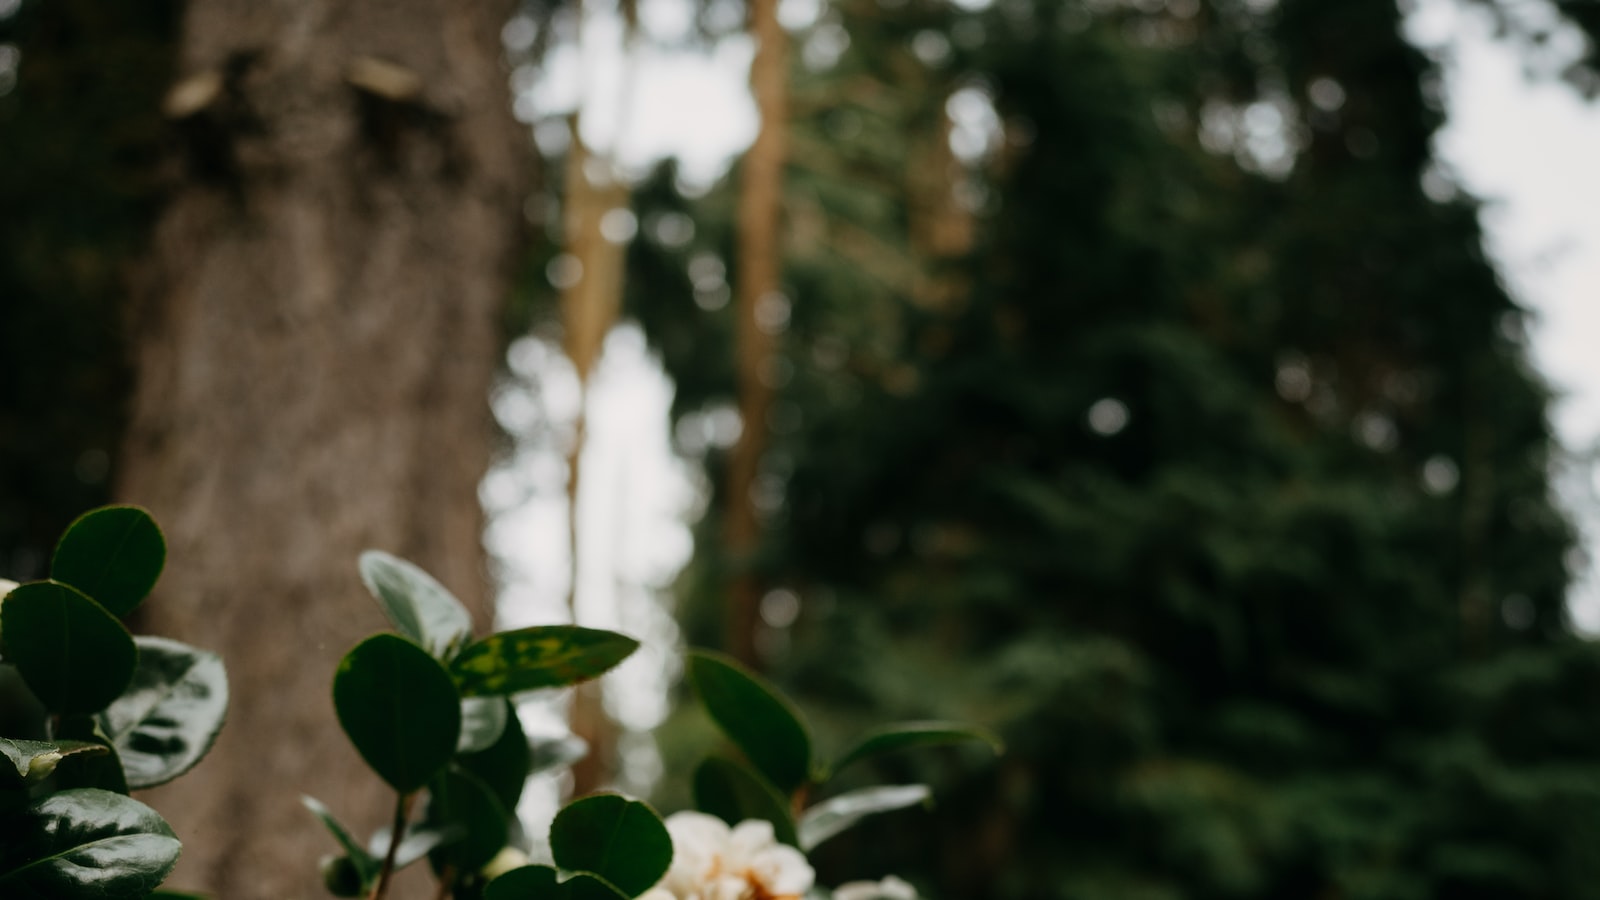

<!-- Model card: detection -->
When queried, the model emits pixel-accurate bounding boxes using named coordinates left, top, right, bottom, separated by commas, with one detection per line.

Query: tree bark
left=117, top=2, right=526, bottom=896
left=726, top=0, right=789, bottom=668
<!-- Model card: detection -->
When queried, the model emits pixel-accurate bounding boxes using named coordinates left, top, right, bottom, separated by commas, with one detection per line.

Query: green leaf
left=0, top=788, right=181, bottom=899
left=450, top=626, right=639, bottom=697
left=0, top=738, right=107, bottom=784
left=797, top=784, right=932, bottom=851
left=145, top=891, right=210, bottom=899
left=100, top=636, right=229, bottom=789
left=358, top=551, right=474, bottom=661
left=458, top=696, right=510, bottom=753
left=0, top=663, right=48, bottom=740
left=550, top=794, right=673, bottom=898
left=302, top=795, right=380, bottom=890
left=687, top=650, right=812, bottom=793
left=692, top=756, right=799, bottom=847
left=425, top=767, right=509, bottom=872
left=333, top=634, right=461, bottom=793
left=1, top=580, right=137, bottom=714
left=829, top=721, right=1003, bottom=777
left=49, top=506, right=166, bottom=618
left=482, top=865, right=626, bottom=900
left=460, top=700, right=532, bottom=812
left=52, top=716, right=129, bottom=794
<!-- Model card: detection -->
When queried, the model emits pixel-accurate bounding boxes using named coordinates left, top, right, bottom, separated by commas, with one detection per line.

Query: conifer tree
left=628, top=1, right=1600, bottom=897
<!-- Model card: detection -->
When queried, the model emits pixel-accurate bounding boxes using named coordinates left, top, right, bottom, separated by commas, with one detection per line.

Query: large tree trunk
left=117, top=2, right=526, bottom=896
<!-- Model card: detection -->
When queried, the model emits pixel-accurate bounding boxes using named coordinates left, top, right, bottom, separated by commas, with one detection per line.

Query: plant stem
left=369, top=791, right=414, bottom=900
left=432, top=865, right=456, bottom=900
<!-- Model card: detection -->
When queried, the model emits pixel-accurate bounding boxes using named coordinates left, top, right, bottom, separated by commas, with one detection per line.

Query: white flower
left=833, top=876, right=918, bottom=900
left=644, top=811, right=814, bottom=900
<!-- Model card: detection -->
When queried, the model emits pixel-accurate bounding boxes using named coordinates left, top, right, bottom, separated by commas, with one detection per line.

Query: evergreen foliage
left=623, top=1, right=1600, bottom=897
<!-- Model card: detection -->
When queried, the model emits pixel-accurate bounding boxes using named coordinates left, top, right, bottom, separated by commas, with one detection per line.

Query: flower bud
left=319, top=854, right=363, bottom=897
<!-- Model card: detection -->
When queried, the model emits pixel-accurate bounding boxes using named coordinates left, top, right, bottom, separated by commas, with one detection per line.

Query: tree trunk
left=726, top=0, right=789, bottom=668
left=117, top=2, right=526, bottom=896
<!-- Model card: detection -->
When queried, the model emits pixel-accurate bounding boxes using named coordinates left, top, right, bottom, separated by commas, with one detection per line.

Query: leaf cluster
left=0, top=506, right=228, bottom=899
left=312, top=550, right=656, bottom=899
left=683, top=650, right=999, bottom=864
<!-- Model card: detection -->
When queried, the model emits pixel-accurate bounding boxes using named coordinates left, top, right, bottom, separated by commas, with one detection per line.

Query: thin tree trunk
left=118, top=2, right=526, bottom=896
left=726, top=0, right=789, bottom=668
left=558, top=116, right=629, bottom=794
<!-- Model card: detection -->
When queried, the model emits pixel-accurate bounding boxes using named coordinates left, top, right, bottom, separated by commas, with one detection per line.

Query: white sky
left=1407, top=0, right=1600, bottom=628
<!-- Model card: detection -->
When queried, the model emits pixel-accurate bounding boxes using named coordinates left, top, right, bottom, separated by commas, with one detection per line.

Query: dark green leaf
left=829, top=721, right=1003, bottom=778
left=460, top=700, right=532, bottom=812
left=797, top=784, right=932, bottom=851
left=0, top=788, right=180, bottom=898
left=146, top=891, right=211, bottom=899
left=692, top=756, right=799, bottom=847
left=1, top=580, right=137, bottom=714
left=302, top=795, right=380, bottom=890
left=451, top=627, right=639, bottom=697
left=458, top=696, right=510, bottom=753
left=0, top=663, right=48, bottom=740
left=49, top=506, right=166, bottom=617
left=550, top=794, right=673, bottom=897
left=687, top=650, right=812, bottom=792
left=52, top=716, right=129, bottom=794
left=358, top=551, right=474, bottom=661
left=426, top=768, right=509, bottom=872
left=482, top=865, right=626, bottom=900
left=332, top=634, right=460, bottom=793
left=0, top=738, right=107, bottom=785
left=100, top=636, right=229, bottom=789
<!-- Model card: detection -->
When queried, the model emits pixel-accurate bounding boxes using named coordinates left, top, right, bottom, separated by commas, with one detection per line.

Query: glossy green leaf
left=797, top=784, right=932, bottom=851
left=0, top=788, right=180, bottom=898
left=458, top=696, right=510, bottom=753
left=424, top=767, right=508, bottom=872
left=460, top=700, right=532, bottom=812
left=100, top=636, right=229, bottom=789
left=302, top=795, right=380, bottom=890
left=49, top=506, right=166, bottom=618
left=332, top=634, right=460, bottom=792
left=451, top=626, right=639, bottom=697
left=692, top=756, right=799, bottom=847
left=687, top=650, right=812, bottom=793
left=550, top=794, right=673, bottom=897
left=829, top=721, right=1003, bottom=777
left=358, top=551, right=474, bottom=661
left=2, top=580, right=137, bottom=714
left=0, top=738, right=106, bottom=785
left=482, top=865, right=626, bottom=900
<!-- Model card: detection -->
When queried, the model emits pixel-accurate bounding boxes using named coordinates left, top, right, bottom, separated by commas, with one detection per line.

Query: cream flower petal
left=648, top=812, right=817, bottom=900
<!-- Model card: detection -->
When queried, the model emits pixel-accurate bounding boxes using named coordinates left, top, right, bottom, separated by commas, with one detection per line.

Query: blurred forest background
left=7, top=0, right=1600, bottom=898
